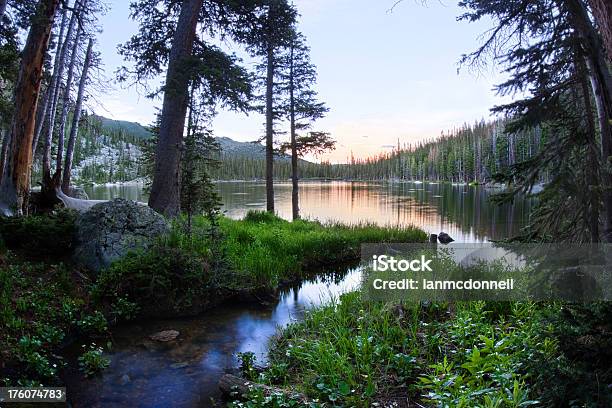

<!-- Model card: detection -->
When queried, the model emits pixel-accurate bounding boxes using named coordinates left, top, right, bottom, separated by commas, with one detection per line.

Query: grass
left=233, top=290, right=612, bottom=408
left=232, top=294, right=559, bottom=407
left=0, top=251, right=111, bottom=386
left=220, top=211, right=427, bottom=289
left=1, top=209, right=427, bottom=386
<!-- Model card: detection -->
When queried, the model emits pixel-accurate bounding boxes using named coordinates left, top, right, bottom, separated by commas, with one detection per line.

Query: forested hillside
left=61, top=115, right=543, bottom=184
left=31, top=114, right=146, bottom=185
left=325, top=119, right=545, bottom=183
left=213, top=118, right=544, bottom=183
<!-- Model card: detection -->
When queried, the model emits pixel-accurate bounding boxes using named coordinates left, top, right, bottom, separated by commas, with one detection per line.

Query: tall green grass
left=219, top=211, right=427, bottom=289
left=238, top=295, right=557, bottom=407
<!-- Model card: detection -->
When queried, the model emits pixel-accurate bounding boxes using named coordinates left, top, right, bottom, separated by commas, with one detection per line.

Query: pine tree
left=278, top=31, right=330, bottom=219
left=237, top=0, right=297, bottom=213
left=119, top=0, right=268, bottom=217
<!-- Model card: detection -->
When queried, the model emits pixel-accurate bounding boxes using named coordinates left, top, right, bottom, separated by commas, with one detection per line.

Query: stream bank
left=0, top=208, right=426, bottom=400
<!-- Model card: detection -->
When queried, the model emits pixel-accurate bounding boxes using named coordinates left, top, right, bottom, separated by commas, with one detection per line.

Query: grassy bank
left=219, top=211, right=426, bottom=288
left=232, top=293, right=612, bottom=407
left=0, top=210, right=426, bottom=386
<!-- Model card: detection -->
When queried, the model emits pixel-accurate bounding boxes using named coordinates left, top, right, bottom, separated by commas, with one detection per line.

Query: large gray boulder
left=73, top=198, right=169, bottom=272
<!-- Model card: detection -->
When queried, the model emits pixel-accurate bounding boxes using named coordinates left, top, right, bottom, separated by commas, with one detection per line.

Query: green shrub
left=0, top=209, right=77, bottom=257
left=16, top=336, right=58, bottom=379
left=243, top=210, right=283, bottom=223
left=529, top=302, right=612, bottom=407
left=93, top=245, right=213, bottom=315
left=77, top=311, right=108, bottom=334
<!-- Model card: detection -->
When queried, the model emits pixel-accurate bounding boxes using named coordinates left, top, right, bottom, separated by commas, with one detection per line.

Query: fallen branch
left=218, top=374, right=311, bottom=404
left=55, top=186, right=107, bottom=212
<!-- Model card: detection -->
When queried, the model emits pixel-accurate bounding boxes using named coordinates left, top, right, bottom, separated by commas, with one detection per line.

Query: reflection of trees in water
left=87, top=181, right=532, bottom=242
left=381, top=183, right=533, bottom=241
left=280, top=261, right=357, bottom=298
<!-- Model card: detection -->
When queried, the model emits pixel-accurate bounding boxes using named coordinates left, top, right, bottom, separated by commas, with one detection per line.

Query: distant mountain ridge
left=93, top=115, right=152, bottom=140
left=94, top=115, right=272, bottom=159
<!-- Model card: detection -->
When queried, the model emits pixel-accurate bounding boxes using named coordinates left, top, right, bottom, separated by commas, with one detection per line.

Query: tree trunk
left=0, top=0, right=61, bottom=216
left=265, top=43, right=275, bottom=213
left=55, top=25, right=82, bottom=177
left=565, top=0, right=612, bottom=242
left=148, top=0, right=204, bottom=217
left=0, top=0, right=7, bottom=19
left=578, top=58, right=601, bottom=242
left=43, top=3, right=77, bottom=184
left=62, top=38, right=92, bottom=192
left=32, top=86, right=50, bottom=156
left=588, top=0, right=612, bottom=61
left=0, top=128, right=9, bottom=181
left=289, top=44, right=298, bottom=220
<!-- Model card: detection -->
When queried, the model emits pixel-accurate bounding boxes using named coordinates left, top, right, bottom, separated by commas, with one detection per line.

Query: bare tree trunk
left=55, top=25, right=82, bottom=177
left=576, top=56, right=601, bottom=242
left=588, top=0, right=612, bottom=61
left=43, top=2, right=77, bottom=184
left=289, top=44, right=298, bottom=220
left=0, top=128, right=8, bottom=181
left=62, top=38, right=92, bottom=192
left=0, top=0, right=7, bottom=19
left=32, top=87, right=50, bottom=155
left=148, top=0, right=203, bottom=217
left=33, top=9, right=68, bottom=157
left=265, top=43, right=275, bottom=213
left=0, top=0, right=61, bottom=216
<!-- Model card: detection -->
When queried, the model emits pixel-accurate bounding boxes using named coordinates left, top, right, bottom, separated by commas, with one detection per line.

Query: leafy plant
left=78, top=344, right=110, bottom=377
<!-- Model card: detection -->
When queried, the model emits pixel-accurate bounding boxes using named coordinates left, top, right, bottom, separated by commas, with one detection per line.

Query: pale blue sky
left=93, top=0, right=508, bottom=163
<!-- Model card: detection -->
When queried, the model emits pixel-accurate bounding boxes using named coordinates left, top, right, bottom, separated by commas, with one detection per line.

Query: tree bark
left=265, top=43, right=275, bottom=213
left=565, top=0, right=612, bottom=242
left=0, top=128, right=8, bottom=181
left=62, top=37, right=92, bottom=192
left=148, top=0, right=203, bottom=217
left=578, top=58, right=601, bottom=242
left=55, top=25, right=82, bottom=177
left=0, top=0, right=7, bottom=19
left=588, top=0, right=612, bottom=61
left=32, top=86, right=50, bottom=156
left=289, top=43, right=298, bottom=220
left=0, top=0, right=61, bottom=216
left=43, top=2, right=77, bottom=183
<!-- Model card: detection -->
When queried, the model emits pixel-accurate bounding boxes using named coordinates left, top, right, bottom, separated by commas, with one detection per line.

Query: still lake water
left=84, top=180, right=533, bottom=243
left=68, top=181, right=532, bottom=407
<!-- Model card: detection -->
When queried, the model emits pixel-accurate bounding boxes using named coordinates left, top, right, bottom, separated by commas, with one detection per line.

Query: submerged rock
left=73, top=198, right=169, bottom=272
left=120, top=374, right=131, bottom=385
left=149, top=330, right=180, bottom=342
